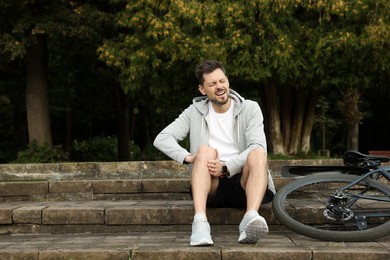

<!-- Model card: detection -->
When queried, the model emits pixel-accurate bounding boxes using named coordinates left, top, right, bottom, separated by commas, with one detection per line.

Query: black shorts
left=190, top=173, right=274, bottom=209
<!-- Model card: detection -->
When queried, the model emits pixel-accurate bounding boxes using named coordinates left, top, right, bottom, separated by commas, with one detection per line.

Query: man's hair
left=195, top=60, right=227, bottom=85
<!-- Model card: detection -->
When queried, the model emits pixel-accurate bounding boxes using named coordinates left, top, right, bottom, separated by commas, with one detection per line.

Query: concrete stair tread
left=0, top=199, right=273, bottom=226
left=1, top=160, right=390, bottom=257
left=0, top=177, right=290, bottom=201
left=0, top=231, right=389, bottom=259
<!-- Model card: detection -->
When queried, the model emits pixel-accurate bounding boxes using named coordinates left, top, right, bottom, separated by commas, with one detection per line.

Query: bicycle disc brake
left=324, top=191, right=354, bottom=221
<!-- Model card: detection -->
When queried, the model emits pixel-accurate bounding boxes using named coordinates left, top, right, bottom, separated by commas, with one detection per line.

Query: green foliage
left=72, top=136, right=118, bottom=162
left=13, top=141, right=68, bottom=163
left=309, top=0, right=389, bottom=90
left=140, top=143, right=170, bottom=161
left=1, top=0, right=389, bottom=161
left=0, top=0, right=111, bottom=61
left=98, top=0, right=389, bottom=97
left=71, top=136, right=146, bottom=162
left=12, top=136, right=148, bottom=163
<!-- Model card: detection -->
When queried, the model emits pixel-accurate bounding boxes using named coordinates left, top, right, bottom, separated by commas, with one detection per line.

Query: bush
left=71, top=136, right=118, bottom=162
left=11, top=136, right=155, bottom=163
left=13, top=141, right=69, bottom=163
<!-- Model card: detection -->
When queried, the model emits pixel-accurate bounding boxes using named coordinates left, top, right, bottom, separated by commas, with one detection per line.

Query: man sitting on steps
left=154, top=60, right=275, bottom=246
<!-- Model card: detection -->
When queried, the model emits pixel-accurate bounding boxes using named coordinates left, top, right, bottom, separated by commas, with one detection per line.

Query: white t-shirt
left=208, top=101, right=240, bottom=162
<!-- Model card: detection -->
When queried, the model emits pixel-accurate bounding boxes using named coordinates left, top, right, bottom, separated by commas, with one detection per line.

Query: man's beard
left=210, top=96, right=230, bottom=106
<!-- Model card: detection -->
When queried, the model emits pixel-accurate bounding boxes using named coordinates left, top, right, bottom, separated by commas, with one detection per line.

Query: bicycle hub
left=324, top=191, right=354, bottom=221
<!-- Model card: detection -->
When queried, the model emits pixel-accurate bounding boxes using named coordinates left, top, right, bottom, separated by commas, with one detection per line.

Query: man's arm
left=153, top=106, right=193, bottom=164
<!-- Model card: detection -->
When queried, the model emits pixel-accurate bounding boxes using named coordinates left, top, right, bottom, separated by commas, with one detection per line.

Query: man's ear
left=198, top=85, right=206, bottom=95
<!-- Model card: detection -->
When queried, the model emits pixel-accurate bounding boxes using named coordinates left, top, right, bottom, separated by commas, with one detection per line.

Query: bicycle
left=272, top=150, right=390, bottom=242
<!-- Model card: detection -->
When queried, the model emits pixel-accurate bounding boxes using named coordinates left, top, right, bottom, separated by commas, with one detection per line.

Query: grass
left=268, top=153, right=338, bottom=160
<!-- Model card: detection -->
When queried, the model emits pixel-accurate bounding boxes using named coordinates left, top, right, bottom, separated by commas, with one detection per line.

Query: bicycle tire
left=273, top=173, right=390, bottom=241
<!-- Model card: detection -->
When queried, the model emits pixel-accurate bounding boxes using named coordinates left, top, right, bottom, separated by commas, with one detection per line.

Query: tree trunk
left=115, top=84, right=130, bottom=161
left=288, top=89, right=306, bottom=154
left=347, top=123, right=359, bottom=150
left=339, top=88, right=362, bottom=151
left=263, top=82, right=284, bottom=154
left=282, top=85, right=293, bottom=152
left=263, top=83, right=318, bottom=155
left=301, top=89, right=319, bottom=154
left=25, top=34, right=52, bottom=146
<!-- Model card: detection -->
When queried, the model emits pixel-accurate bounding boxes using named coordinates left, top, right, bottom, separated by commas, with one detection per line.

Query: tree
left=98, top=0, right=319, bottom=155
left=0, top=0, right=109, bottom=146
left=310, top=0, right=390, bottom=150
left=99, top=0, right=389, bottom=156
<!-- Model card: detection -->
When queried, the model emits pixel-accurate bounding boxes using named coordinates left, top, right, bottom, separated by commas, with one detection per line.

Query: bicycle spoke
left=273, top=174, right=390, bottom=241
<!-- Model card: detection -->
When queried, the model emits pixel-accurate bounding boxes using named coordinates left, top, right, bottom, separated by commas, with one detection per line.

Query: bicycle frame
left=340, top=166, right=390, bottom=204
left=273, top=150, right=390, bottom=241
left=282, top=158, right=390, bottom=223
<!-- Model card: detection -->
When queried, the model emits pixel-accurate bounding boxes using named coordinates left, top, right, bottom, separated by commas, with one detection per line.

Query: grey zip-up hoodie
left=153, top=89, right=276, bottom=194
left=153, top=89, right=275, bottom=193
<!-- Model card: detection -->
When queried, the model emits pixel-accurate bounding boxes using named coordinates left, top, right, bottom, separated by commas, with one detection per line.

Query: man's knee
left=195, top=145, right=216, bottom=161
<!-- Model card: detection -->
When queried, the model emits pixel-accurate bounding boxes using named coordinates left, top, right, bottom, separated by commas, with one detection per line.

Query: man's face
left=198, top=68, right=230, bottom=106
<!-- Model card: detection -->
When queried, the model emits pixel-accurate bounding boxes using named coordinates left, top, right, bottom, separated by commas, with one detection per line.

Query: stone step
left=0, top=177, right=291, bottom=202
left=3, top=198, right=386, bottom=236
left=0, top=178, right=191, bottom=201
left=0, top=200, right=279, bottom=235
left=0, top=160, right=344, bottom=202
left=0, top=231, right=389, bottom=259
left=1, top=160, right=389, bottom=258
left=0, top=160, right=345, bottom=181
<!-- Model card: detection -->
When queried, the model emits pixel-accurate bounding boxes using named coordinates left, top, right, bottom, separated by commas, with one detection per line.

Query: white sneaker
left=190, top=214, right=214, bottom=246
left=238, top=212, right=268, bottom=244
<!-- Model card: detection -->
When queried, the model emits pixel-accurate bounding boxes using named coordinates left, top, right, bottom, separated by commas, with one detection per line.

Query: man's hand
left=184, top=153, right=196, bottom=164
left=207, top=149, right=223, bottom=177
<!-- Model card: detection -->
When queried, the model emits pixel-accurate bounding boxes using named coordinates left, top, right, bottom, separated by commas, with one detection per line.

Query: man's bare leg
left=190, top=145, right=219, bottom=246
left=238, top=148, right=269, bottom=243
left=242, top=148, right=268, bottom=211
left=191, top=146, right=219, bottom=216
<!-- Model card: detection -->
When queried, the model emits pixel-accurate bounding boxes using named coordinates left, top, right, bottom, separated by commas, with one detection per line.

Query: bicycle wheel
left=273, top=173, right=390, bottom=241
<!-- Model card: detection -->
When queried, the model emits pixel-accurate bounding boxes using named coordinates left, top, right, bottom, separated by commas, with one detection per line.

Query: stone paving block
left=132, top=247, right=221, bottom=260
left=0, top=250, right=38, bottom=260
left=46, top=193, right=93, bottom=201
left=143, top=192, right=192, bottom=200
left=0, top=182, right=48, bottom=196
left=0, top=195, right=47, bottom=202
left=142, top=178, right=190, bottom=193
left=13, top=205, right=46, bottom=224
left=0, top=205, right=17, bottom=224
left=206, top=208, right=243, bottom=225
left=50, top=224, right=176, bottom=234
left=56, top=162, right=100, bottom=175
left=39, top=250, right=130, bottom=260
left=222, top=247, right=312, bottom=259
left=42, top=206, right=104, bottom=225
left=10, top=224, right=53, bottom=234
left=92, top=180, right=141, bottom=194
left=141, top=161, right=190, bottom=178
left=0, top=232, right=388, bottom=259
left=169, top=205, right=194, bottom=225
left=93, top=193, right=143, bottom=200
left=98, top=161, right=143, bottom=175
left=312, top=247, right=390, bottom=260
left=49, top=180, right=92, bottom=193
left=105, top=204, right=171, bottom=225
